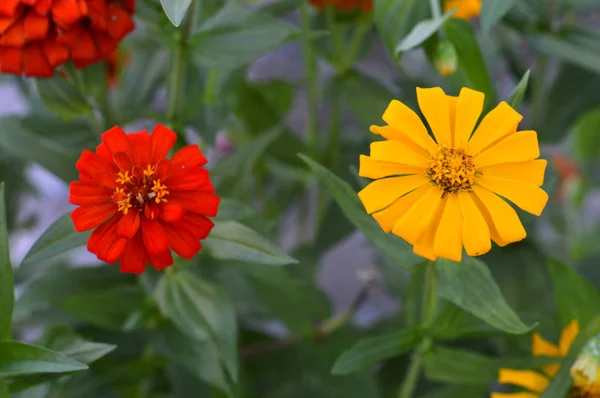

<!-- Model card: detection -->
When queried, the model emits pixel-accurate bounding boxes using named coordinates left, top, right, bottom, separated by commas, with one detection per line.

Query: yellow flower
left=492, top=320, right=579, bottom=397
left=357, top=87, right=548, bottom=262
left=445, top=0, right=481, bottom=20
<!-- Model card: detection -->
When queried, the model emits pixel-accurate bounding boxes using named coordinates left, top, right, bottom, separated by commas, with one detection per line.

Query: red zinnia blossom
left=309, top=0, right=372, bottom=13
left=0, top=0, right=135, bottom=77
left=69, top=124, right=220, bottom=274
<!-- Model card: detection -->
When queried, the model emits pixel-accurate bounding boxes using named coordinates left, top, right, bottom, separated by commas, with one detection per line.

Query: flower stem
left=300, top=3, right=319, bottom=149
left=398, top=261, right=438, bottom=398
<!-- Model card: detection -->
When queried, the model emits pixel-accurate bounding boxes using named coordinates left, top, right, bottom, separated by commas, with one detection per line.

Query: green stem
left=300, top=3, right=319, bottom=150
left=530, top=55, right=548, bottom=128
left=398, top=261, right=438, bottom=398
left=342, top=20, right=370, bottom=71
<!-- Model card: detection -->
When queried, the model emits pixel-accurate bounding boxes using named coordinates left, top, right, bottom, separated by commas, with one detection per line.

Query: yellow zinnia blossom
left=492, top=320, right=579, bottom=397
left=357, top=87, right=548, bottom=262
left=445, top=0, right=481, bottom=20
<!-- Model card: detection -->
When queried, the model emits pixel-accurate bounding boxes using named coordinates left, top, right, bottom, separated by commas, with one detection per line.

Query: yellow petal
left=540, top=363, right=560, bottom=378
left=471, top=192, right=510, bottom=247
left=392, top=185, right=444, bottom=245
left=370, top=125, right=431, bottom=157
left=476, top=176, right=549, bottom=216
left=359, top=155, right=421, bottom=179
left=458, top=191, right=491, bottom=256
left=434, top=193, right=463, bottom=262
left=413, top=197, right=447, bottom=261
left=532, top=333, right=561, bottom=357
left=559, top=320, right=580, bottom=356
left=372, top=185, right=426, bottom=232
left=454, top=87, right=485, bottom=147
left=358, top=174, right=429, bottom=214
left=498, top=369, right=549, bottom=393
left=467, top=101, right=523, bottom=155
left=490, top=393, right=540, bottom=398
left=471, top=185, right=527, bottom=244
left=417, top=87, right=452, bottom=146
left=369, top=140, right=429, bottom=167
left=380, top=100, right=438, bottom=154
left=481, top=160, right=547, bottom=187
left=474, top=131, right=540, bottom=168
left=448, top=95, right=457, bottom=137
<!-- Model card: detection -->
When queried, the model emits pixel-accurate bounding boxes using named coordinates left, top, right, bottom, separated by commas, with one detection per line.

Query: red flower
left=69, top=125, right=220, bottom=274
left=309, top=0, right=372, bottom=13
left=0, top=0, right=135, bottom=77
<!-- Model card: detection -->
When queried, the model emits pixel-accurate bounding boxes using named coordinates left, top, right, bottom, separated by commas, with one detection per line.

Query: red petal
left=52, top=0, right=87, bottom=27
left=76, top=149, right=116, bottom=178
left=185, top=212, right=215, bottom=240
left=0, top=0, right=19, bottom=17
left=149, top=250, right=173, bottom=271
left=69, top=181, right=112, bottom=205
left=24, top=11, right=49, bottom=41
left=169, top=191, right=220, bottom=217
left=164, top=222, right=200, bottom=260
left=167, top=168, right=210, bottom=191
left=117, top=208, right=140, bottom=238
left=131, top=165, right=144, bottom=183
left=120, top=231, right=148, bottom=274
left=113, top=151, right=133, bottom=171
left=102, top=126, right=132, bottom=156
left=23, top=44, right=53, bottom=77
left=154, top=159, right=170, bottom=180
left=87, top=213, right=120, bottom=254
left=1, top=18, right=25, bottom=46
left=87, top=0, right=108, bottom=31
left=144, top=201, right=160, bottom=220
left=150, top=124, right=176, bottom=164
left=42, top=39, right=69, bottom=67
left=97, top=236, right=127, bottom=263
left=71, top=28, right=98, bottom=63
left=0, top=15, right=17, bottom=35
left=34, top=0, right=53, bottom=15
left=55, top=24, right=79, bottom=46
left=106, top=3, right=135, bottom=39
left=71, top=202, right=116, bottom=232
left=159, top=202, right=183, bottom=222
left=129, top=130, right=151, bottom=166
left=141, top=217, right=169, bottom=256
left=171, top=145, right=208, bottom=169
left=96, top=142, right=113, bottom=162
left=0, top=47, right=21, bottom=74
left=93, top=171, right=118, bottom=188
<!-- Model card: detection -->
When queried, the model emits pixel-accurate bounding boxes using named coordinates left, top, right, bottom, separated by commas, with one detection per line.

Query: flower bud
left=434, top=41, right=459, bottom=77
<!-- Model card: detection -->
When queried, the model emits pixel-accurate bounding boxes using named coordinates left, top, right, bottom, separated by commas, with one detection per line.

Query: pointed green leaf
left=160, top=0, right=192, bottom=26
left=395, top=11, right=454, bottom=54
left=507, top=69, right=530, bottom=111
left=35, top=76, right=91, bottom=121
left=0, top=183, right=12, bottom=341
left=529, top=32, right=600, bottom=75
left=480, top=0, right=517, bottom=33
left=299, top=154, right=422, bottom=269
left=374, top=0, right=429, bottom=59
left=436, top=257, right=535, bottom=334
left=0, top=341, right=87, bottom=377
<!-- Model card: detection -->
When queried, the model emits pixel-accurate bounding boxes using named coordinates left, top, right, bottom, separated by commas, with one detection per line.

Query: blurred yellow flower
left=492, top=320, right=579, bottom=397
left=445, top=0, right=481, bottom=20
left=358, top=87, right=548, bottom=262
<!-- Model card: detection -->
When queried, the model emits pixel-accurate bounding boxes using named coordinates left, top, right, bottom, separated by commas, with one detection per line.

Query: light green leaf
left=191, top=5, right=300, bottom=69
left=529, top=32, right=600, bottom=75
left=40, top=326, right=116, bottom=365
left=480, top=0, right=517, bottom=33
left=0, top=183, right=12, bottom=341
left=395, top=11, right=454, bottom=54
left=507, top=69, right=530, bottom=111
left=17, top=213, right=91, bottom=282
left=299, top=155, right=422, bottom=269
left=35, top=76, right=91, bottom=121
left=0, top=341, right=87, bottom=377
left=331, top=329, right=420, bottom=375
left=160, top=0, right=192, bottom=26
left=204, top=220, right=297, bottom=266
left=215, top=198, right=256, bottom=221
left=436, top=257, right=535, bottom=334
left=570, top=107, right=600, bottom=162
left=547, top=258, right=600, bottom=327
left=374, top=0, right=429, bottom=59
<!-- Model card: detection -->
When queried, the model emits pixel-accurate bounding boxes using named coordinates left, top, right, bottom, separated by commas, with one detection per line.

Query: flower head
left=309, top=0, right=372, bottom=13
left=358, top=87, right=548, bottom=262
left=69, top=124, right=220, bottom=274
left=493, top=320, right=579, bottom=397
left=570, top=333, right=600, bottom=396
left=0, top=0, right=135, bottom=77
left=445, top=0, right=481, bottom=20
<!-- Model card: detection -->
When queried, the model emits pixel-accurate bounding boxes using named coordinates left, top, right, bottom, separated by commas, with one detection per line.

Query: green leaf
left=395, top=11, right=454, bottom=54
left=570, top=107, right=600, bottom=162
left=436, top=257, right=535, bottom=334
left=299, top=155, right=422, bottom=269
left=421, top=385, right=488, bottom=398
left=0, top=183, right=12, bottom=341
left=215, top=198, right=256, bottom=221
left=480, top=0, right=517, bottom=33
left=191, top=5, right=300, bottom=69
left=507, top=69, right=530, bottom=111
left=426, top=301, right=465, bottom=340
left=17, top=213, right=91, bottom=282
left=155, top=270, right=238, bottom=382
left=331, top=329, right=420, bottom=375
left=423, top=345, right=559, bottom=385
left=203, top=220, right=297, bottom=266
left=35, top=76, right=91, bottom=121
left=529, top=32, right=600, bottom=75
left=0, top=341, right=87, bottom=377
left=547, top=258, right=600, bottom=327
left=39, top=326, right=115, bottom=365
left=235, top=80, right=294, bottom=134
left=0, top=117, right=79, bottom=183
left=374, top=0, right=429, bottom=59
left=160, top=0, right=192, bottom=26
left=0, top=380, right=7, bottom=398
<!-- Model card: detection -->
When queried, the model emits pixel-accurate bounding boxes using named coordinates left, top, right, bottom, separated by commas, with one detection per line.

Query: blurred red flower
left=105, top=48, right=129, bottom=86
left=309, top=0, right=372, bottom=13
left=0, top=0, right=135, bottom=77
left=69, top=124, right=220, bottom=274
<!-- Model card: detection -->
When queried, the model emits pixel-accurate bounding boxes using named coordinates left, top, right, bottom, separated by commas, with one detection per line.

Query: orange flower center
left=111, top=165, right=169, bottom=215
left=427, top=145, right=477, bottom=194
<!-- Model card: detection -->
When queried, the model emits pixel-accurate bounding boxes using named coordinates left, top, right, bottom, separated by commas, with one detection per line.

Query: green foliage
left=0, top=184, right=12, bottom=341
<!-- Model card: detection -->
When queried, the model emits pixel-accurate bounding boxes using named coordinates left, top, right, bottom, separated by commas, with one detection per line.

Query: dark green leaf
left=373, top=0, right=429, bottom=59
left=331, top=329, right=420, bottom=375
left=421, top=385, right=488, bottom=398
left=39, top=326, right=116, bottom=365
left=235, top=80, right=293, bottom=134
left=426, top=301, right=465, bottom=339
left=299, top=155, right=422, bottom=269
left=160, top=0, right=192, bottom=26
left=0, top=183, right=12, bottom=341
left=0, top=341, right=87, bottom=377
left=204, top=220, right=298, bottom=266
left=507, top=69, right=530, bottom=111
left=529, top=32, right=600, bottom=75
left=570, top=107, right=600, bottom=162
left=35, top=76, right=91, bottom=121
left=0, top=380, right=7, bottom=398
left=480, top=0, right=517, bottom=33
left=395, top=11, right=454, bottom=54
left=436, top=257, right=535, bottom=334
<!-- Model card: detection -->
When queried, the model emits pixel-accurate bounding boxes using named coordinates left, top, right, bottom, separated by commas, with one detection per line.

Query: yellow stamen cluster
left=112, top=168, right=170, bottom=214
left=427, top=145, right=477, bottom=195
left=144, top=165, right=155, bottom=178
left=151, top=179, right=169, bottom=204
left=116, top=170, right=132, bottom=185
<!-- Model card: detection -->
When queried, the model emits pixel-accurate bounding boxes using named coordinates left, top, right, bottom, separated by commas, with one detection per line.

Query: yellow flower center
left=569, top=355, right=600, bottom=397
left=427, top=145, right=477, bottom=194
left=112, top=168, right=169, bottom=215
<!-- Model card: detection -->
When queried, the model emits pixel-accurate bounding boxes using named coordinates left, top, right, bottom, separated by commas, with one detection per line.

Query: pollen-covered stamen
left=116, top=170, right=132, bottom=185
left=427, top=145, right=477, bottom=194
left=151, top=179, right=169, bottom=204
left=112, top=167, right=171, bottom=214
